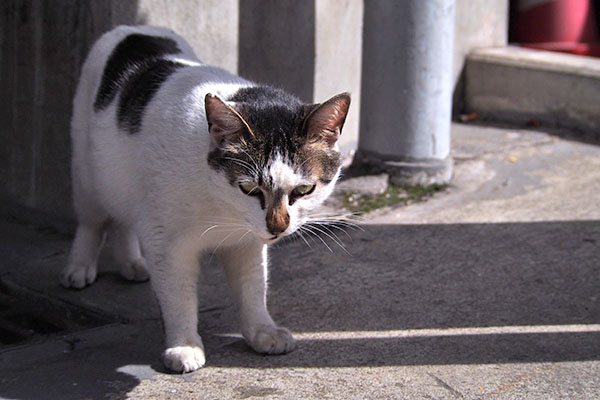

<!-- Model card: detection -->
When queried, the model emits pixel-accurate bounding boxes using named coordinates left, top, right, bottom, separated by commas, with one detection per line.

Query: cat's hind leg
left=60, top=222, right=106, bottom=289
left=60, top=162, right=108, bottom=289
left=109, top=225, right=149, bottom=282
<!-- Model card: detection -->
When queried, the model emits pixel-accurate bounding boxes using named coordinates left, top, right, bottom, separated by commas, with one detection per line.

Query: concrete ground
left=0, top=122, right=599, bottom=399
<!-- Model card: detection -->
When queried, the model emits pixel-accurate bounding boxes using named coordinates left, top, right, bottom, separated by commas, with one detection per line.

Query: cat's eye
left=292, top=184, right=316, bottom=197
left=239, top=182, right=260, bottom=196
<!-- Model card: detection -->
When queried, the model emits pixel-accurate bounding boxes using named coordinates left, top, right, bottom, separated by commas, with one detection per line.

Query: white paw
left=247, top=325, right=295, bottom=354
left=59, top=263, right=97, bottom=289
left=119, top=258, right=149, bottom=282
left=163, top=345, right=206, bottom=373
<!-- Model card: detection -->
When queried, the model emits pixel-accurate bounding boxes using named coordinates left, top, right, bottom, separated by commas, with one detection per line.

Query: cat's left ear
left=304, top=93, right=351, bottom=148
left=205, top=94, right=253, bottom=146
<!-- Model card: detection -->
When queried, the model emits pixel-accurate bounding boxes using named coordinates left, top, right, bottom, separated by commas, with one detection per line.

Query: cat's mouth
left=258, top=229, right=295, bottom=244
left=262, top=233, right=286, bottom=244
left=264, top=234, right=280, bottom=244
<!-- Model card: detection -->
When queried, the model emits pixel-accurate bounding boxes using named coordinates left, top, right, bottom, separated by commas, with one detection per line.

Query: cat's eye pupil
left=292, top=184, right=315, bottom=196
left=240, top=182, right=259, bottom=196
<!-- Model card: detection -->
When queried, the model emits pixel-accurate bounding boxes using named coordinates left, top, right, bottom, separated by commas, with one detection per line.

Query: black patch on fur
left=207, top=85, right=342, bottom=199
left=94, top=34, right=181, bottom=112
left=117, top=59, right=185, bottom=133
left=93, top=34, right=186, bottom=133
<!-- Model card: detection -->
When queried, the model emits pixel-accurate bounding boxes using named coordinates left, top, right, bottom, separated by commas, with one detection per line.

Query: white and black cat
left=60, top=25, right=350, bottom=372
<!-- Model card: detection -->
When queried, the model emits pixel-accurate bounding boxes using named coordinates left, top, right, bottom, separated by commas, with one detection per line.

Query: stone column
left=356, top=0, right=456, bottom=185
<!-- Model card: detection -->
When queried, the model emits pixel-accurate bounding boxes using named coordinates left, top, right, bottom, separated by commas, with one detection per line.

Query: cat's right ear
left=205, top=94, right=253, bottom=146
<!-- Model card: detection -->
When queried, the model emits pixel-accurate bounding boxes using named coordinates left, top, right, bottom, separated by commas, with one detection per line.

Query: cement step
left=465, top=46, right=600, bottom=142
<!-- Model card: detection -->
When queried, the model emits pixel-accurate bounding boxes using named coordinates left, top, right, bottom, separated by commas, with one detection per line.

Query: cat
left=60, top=25, right=350, bottom=373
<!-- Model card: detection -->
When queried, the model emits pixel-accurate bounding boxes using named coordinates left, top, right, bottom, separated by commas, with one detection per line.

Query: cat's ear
left=205, top=94, right=253, bottom=146
left=304, top=93, right=351, bottom=148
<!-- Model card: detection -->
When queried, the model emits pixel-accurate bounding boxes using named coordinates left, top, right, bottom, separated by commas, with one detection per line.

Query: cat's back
left=82, top=25, right=198, bottom=81
left=75, top=25, right=248, bottom=138
left=71, top=26, right=248, bottom=223
left=74, top=25, right=197, bottom=121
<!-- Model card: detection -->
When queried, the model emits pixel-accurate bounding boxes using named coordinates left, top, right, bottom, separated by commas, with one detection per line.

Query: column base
left=350, top=151, right=453, bottom=186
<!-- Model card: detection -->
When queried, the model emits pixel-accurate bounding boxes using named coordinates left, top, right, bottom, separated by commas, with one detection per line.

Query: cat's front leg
left=146, top=241, right=205, bottom=373
left=221, top=242, right=295, bottom=355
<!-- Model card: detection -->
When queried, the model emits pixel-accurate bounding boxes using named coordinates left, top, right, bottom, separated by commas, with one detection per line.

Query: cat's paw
left=59, top=263, right=97, bottom=289
left=163, top=345, right=206, bottom=373
left=119, top=258, right=149, bottom=282
left=247, top=325, right=295, bottom=355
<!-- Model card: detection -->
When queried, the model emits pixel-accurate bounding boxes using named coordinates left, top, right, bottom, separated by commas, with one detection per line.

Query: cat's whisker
left=306, top=223, right=351, bottom=255
left=308, top=215, right=365, bottom=232
left=310, top=218, right=363, bottom=234
left=300, top=224, right=333, bottom=253
left=208, top=228, right=246, bottom=264
left=319, top=225, right=354, bottom=253
left=220, top=156, right=260, bottom=177
left=293, top=228, right=312, bottom=249
left=308, top=211, right=365, bottom=222
left=196, top=214, right=247, bottom=222
left=196, top=216, right=252, bottom=226
left=200, top=225, right=221, bottom=238
left=237, top=148, right=263, bottom=178
left=303, top=225, right=319, bottom=244
left=296, top=227, right=315, bottom=249
left=236, top=229, right=253, bottom=245
left=199, top=221, right=250, bottom=237
left=229, top=159, right=260, bottom=178
left=308, top=218, right=360, bottom=232
left=198, top=220, right=248, bottom=227
left=238, top=148, right=262, bottom=170
left=308, top=212, right=355, bottom=218
left=310, top=220, right=353, bottom=240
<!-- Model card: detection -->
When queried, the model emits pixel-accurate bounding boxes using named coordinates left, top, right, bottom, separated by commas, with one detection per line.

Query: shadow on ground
left=0, top=219, right=598, bottom=399
left=207, top=221, right=600, bottom=368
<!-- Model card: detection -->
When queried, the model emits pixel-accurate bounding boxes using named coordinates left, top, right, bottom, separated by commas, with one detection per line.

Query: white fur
left=60, top=26, right=339, bottom=372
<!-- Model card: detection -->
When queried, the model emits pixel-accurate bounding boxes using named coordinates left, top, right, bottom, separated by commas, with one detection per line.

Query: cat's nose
left=266, top=207, right=290, bottom=235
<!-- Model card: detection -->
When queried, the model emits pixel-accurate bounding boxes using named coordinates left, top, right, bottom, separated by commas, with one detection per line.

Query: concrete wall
left=0, top=0, right=141, bottom=219
left=0, top=0, right=507, bottom=220
left=314, top=0, right=363, bottom=157
left=137, top=0, right=239, bottom=73
left=238, top=0, right=363, bottom=157
left=453, top=0, right=509, bottom=112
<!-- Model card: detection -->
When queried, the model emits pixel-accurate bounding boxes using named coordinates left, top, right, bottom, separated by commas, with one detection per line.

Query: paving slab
left=369, top=123, right=600, bottom=224
left=1, top=123, right=599, bottom=399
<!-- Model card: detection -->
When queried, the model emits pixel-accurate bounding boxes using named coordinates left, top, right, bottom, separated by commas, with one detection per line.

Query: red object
left=514, top=0, right=600, bottom=57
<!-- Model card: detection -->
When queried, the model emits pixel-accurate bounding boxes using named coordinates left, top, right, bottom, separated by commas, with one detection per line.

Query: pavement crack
left=428, top=373, right=463, bottom=398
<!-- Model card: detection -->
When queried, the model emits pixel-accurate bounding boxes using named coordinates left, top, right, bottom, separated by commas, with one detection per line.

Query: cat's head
left=205, top=86, right=350, bottom=243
